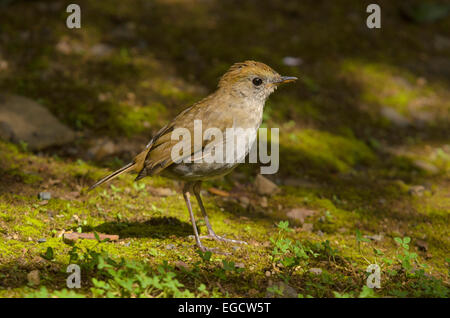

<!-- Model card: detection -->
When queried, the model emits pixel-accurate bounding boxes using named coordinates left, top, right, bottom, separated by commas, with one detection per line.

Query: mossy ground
left=0, top=0, right=449, bottom=297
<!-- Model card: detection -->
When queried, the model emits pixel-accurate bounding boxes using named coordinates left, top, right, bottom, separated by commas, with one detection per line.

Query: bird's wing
left=135, top=93, right=234, bottom=180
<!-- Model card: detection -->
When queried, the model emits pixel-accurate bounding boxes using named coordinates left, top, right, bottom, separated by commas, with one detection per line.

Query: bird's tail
left=88, top=162, right=136, bottom=191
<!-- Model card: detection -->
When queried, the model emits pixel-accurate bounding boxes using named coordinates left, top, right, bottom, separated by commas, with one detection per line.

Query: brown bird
left=89, top=60, right=297, bottom=252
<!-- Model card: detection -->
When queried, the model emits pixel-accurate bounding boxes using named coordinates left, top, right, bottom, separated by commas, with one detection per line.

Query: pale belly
left=162, top=128, right=258, bottom=181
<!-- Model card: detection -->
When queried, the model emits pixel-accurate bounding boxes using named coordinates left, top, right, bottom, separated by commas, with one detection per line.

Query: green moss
left=110, top=102, right=168, bottom=137
left=280, top=128, right=375, bottom=176
left=340, top=60, right=437, bottom=116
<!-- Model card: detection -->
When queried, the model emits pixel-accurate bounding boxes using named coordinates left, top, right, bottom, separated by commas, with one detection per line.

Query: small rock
left=365, top=234, right=384, bottom=242
left=338, top=227, right=347, bottom=233
left=235, top=262, right=245, bottom=269
left=90, top=43, right=114, bottom=57
left=55, top=40, right=71, bottom=54
left=165, top=244, right=176, bottom=250
left=380, top=107, right=411, bottom=127
left=0, top=94, right=76, bottom=150
left=37, top=238, right=46, bottom=243
left=266, top=281, right=297, bottom=298
left=413, top=160, right=439, bottom=174
left=0, top=60, right=8, bottom=71
left=282, top=56, right=303, bottom=67
left=238, top=196, right=250, bottom=208
left=302, top=223, right=314, bottom=232
left=265, top=271, right=271, bottom=277
left=309, top=268, right=322, bottom=275
left=254, top=174, right=280, bottom=196
left=38, top=192, right=51, bottom=200
left=27, top=270, right=40, bottom=286
left=408, top=185, right=425, bottom=196
left=175, top=261, right=190, bottom=271
left=416, top=240, right=428, bottom=252
left=286, top=208, right=316, bottom=223
left=150, top=187, right=174, bottom=197
left=87, top=139, right=116, bottom=160
left=260, top=196, right=268, bottom=208
left=316, top=230, right=324, bottom=237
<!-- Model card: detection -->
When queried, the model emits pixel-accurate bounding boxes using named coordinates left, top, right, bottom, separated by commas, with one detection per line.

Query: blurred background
left=0, top=0, right=448, bottom=297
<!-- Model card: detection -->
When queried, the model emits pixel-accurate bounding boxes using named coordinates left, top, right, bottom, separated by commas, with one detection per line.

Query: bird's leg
left=193, top=181, right=247, bottom=245
left=183, top=182, right=220, bottom=253
left=183, top=182, right=206, bottom=251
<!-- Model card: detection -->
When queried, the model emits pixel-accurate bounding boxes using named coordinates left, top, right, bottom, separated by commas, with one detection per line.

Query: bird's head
left=217, top=60, right=297, bottom=102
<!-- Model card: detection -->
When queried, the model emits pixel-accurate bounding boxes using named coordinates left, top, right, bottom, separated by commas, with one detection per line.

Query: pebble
left=254, top=174, right=280, bottom=196
left=165, top=244, right=176, bottom=250
left=282, top=56, right=303, bottom=67
left=302, top=223, right=314, bottom=232
left=365, top=234, right=384, bottom=242
left=238, top=196, right=250, bottom=208
left=38, top=192, right=51, bottom=200
left=416, top=240, right=428, bottom=252
left=266, top=281, right=298, bottom=298
left=37, top=238, right=46, bottom=243
left=380, top=107, right=411, bottom=127
left=408, top=185, right=425, bottom=196
left=260, top=196, right=268, bottom=208
left=309, top=268, right=322, bottom=275
left=27, top=270, right=40, bottom=286
left=286, top=208, right=316, bottom=223
left=413, top=160, right=439, bottom=174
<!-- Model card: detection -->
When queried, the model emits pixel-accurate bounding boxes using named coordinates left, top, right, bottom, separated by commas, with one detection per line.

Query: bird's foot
left=199, top=233, right=247, bottom=245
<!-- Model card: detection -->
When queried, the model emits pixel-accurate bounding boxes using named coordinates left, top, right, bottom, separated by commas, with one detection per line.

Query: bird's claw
left=199, top=234, right=248, bottom=245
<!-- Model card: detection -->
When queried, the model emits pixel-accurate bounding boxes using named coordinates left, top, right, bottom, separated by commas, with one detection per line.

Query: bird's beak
left=273, top=76, right=298, bottom=84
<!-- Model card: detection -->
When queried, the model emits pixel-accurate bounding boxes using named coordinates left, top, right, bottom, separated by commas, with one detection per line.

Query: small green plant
left=213, top=259, right=244, bottom=281
left=133, top=182, right=146, bottom=192
left=393, top=237, right=418, bottom=272
left=269, top=221, right=318, bottom=281
left=40, top=247, right=54, bottom=261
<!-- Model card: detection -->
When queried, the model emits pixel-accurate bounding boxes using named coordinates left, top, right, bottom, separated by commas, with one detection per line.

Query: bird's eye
left=252, top=77, right=263, bottom=86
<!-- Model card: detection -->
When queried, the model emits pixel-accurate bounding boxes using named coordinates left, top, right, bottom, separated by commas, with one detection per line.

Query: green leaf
left=40, top=247, right=54, bottom=261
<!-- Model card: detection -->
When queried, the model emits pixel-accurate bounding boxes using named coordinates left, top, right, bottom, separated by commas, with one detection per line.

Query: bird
left=89, top=60, right=297, bottom=252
